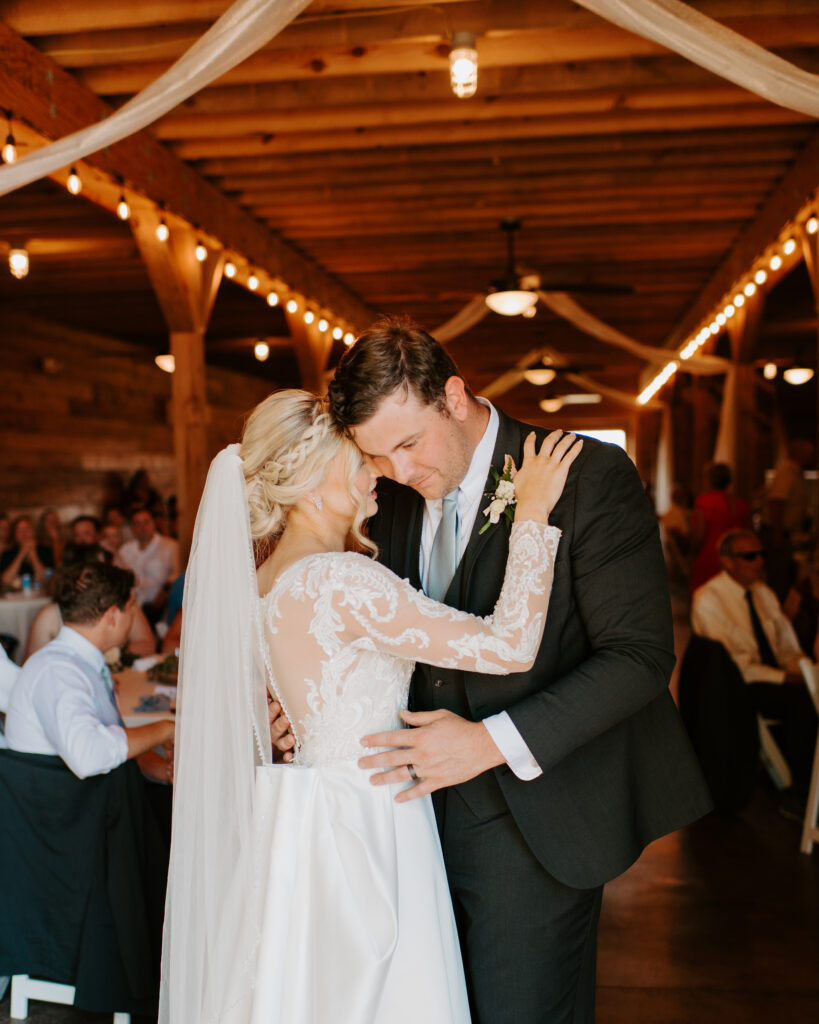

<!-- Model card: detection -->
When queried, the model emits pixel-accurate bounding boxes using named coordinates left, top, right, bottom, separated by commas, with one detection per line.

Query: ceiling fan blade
left=538, top=282, right=634, bottom=295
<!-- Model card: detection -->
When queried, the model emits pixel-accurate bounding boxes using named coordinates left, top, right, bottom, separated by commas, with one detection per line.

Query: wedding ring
left=408, top=764, right=420, bottom=782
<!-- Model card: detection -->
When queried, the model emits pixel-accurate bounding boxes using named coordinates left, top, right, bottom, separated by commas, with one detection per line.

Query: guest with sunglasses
left=692, top=528, right=818, bottom=809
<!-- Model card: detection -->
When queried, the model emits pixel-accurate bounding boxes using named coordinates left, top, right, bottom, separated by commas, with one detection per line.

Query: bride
left=160, top=389, right=580, bottom=1024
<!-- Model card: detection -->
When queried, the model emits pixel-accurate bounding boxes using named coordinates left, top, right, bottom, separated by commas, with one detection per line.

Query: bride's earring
left=309, top=492, right=323, bottom=512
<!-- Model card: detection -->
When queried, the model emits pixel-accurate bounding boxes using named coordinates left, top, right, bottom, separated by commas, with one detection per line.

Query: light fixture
left=286, top=298, right=298, bottom=314
left=754, top=269, right=767, bottom=285
left=156, top=219, right=170, bottom=243
left=521, top=305, right=537, bottom=319
left=734, top=293, right=745, bottom=307
left=716, top=312, right=726, bottom=326
left=195, top=240, right=207, bottom=262
left=783, top=366, right=814, bottom=385
left=724, top=303, right=735, bottom=318
left=763, top=362, right=778, bottom=380
left=247, top=273, right=259, bottom=291
left=304, top=310, right=315, bottom=324
left=254, top=341, right=270, bottom=362
left=449, top=31, right=478, bottom=99
left=769, top=254, right=782, bottom=271
left=784, top=238, right=797, bottom=255
left=332, top=326, right=343, bottom=340
left=744, top=282, right=756, bottom=297
left=116, top=194, right=130, bottom=220
left=155, top=354, right=175, bottom=373
left=344, top=332, right=355, bottom=346
left=709, top=322, right=719, bottom=335
left=2, top=113, right=16, bottom=164
left=523, top=368, right=557, bottom=386
left=67, top=167, right=82, bottom=195
left=638, top=361, right=678, bottom=405
left=224, top=261, right=236, bottom=278
left=318, top=317, right=329, bottom=332
left=266, top=291, right=279, bottom=306
left=807, top=216, right=819, bottom=235
left=485, top=218, right=538, bottom=317
left=680, top=340, right=699, bottom=360
left=8, top=247, right=29, bottom=279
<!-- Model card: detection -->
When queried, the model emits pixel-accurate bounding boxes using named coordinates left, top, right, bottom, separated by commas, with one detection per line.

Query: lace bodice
left=260, top=521, right=560, bottom=767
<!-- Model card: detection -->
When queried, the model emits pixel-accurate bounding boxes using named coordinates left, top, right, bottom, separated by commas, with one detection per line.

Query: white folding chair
left=9, top=975, right=130, bottom=1023
left=798, top=658, right=819, bottom=854
left=758, top=717, right=792, bottom=790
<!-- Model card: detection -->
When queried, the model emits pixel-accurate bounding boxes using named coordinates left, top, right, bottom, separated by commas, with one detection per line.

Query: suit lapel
left=388, top=486, right=424, bottom=589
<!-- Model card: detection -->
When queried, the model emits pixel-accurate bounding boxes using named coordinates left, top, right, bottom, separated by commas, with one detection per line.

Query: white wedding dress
left=242, top=520, right=560, bottom=1024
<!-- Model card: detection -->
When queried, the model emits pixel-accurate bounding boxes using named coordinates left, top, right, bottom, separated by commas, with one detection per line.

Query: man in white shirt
left=118, top=507, right=180, bottom=618
left=5, top=561, right=174, bottom=780
left=692, top=528, right=817, bottom=793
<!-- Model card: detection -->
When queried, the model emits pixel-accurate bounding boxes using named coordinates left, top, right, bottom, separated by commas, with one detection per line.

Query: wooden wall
left=0, top=312, right=274, bottom=521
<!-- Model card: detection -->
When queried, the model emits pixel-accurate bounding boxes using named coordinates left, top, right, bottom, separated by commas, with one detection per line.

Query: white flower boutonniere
left=479, top=455, right=517, bottom=534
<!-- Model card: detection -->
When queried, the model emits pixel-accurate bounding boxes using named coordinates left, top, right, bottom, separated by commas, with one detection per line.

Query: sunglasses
left=731, top=550, right=764, bottom=561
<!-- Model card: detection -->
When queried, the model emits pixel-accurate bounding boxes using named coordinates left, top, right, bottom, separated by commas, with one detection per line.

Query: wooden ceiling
left=1, top=0, right=818, bottom=425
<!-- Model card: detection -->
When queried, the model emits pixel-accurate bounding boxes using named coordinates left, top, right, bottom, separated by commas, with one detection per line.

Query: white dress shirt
left=420, top=401, right=542, bottom=780
left=4, top=625, right=128, bottom=778
left=691, top=571, right=804, bottom=684
left=118, top=533, right=180, bottom=605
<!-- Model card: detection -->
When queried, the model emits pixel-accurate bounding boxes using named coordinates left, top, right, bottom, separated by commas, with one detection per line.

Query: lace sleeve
left=327, top=521, right=560, bottom=674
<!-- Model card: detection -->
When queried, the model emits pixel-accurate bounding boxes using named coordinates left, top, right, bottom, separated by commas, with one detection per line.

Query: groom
left=280, top=316, right=712, bottom=1022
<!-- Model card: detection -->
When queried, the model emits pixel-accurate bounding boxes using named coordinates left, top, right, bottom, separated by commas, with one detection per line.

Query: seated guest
left=99, top=522, right=123, bottom=557
left=70, top=514, right=101, bottom=546
left=25, top=543, right=156, bottom=660
left=691, top=528, right=818, bottom=800
left=0, top=643, right=20, bottom=745
left=118, top=507, right=180, bottom=622
left=5, top=561, right=174, bottom=780
left=37, top=508, right=65, bottom=567
left=0, top=515, right=54, bottom=586
left=689, top=462, right=750, bottom=592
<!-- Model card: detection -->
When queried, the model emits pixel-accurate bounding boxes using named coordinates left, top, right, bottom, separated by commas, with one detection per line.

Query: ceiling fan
left=484, top=217, right=633, bottom=317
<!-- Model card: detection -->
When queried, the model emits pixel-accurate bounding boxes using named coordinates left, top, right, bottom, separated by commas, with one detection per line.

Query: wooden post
left=131, top=209, right=225, bottom=559
left=800, top=226, right=819, bottom=528
left=725, top=296, right=764, bottom=501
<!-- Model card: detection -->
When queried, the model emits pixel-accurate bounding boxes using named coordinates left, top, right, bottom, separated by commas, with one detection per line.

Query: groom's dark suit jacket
left=370, top=408, right=712, bottom=890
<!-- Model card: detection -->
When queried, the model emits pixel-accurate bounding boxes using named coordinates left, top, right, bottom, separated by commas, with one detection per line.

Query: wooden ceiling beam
left=667, top=128, right=819, bottom=346
left=0, top=22, right=374, bottom=328
left=75, top=15, right=819, bottom=95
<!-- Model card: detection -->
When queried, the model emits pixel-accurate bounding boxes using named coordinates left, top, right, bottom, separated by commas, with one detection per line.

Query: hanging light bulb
left=116, top=194, right=130, bottom=220
left=332, top=326, right=343, bottom=341
left=156, top=219, right=170, bottom=242
left=744, top=281, right=756, bottom=297
left=286, top=298, right=298, bottom=314
left=2, top=113, right=17, bottom=164
left=449, top=32, right=478, bottom=99
left=247, top=273, right=259, bottom=291
left=254, top=341, right=270, bottom=362
left=716, top=312, right=727, bottom=326
left=344, top=332, right=355, bottom=346
left=769, top=254, right=782, bottom=271
left=266, top=291, right=279, bottom=306
left=155, top=354, right=175, bottom=373
left=318, top=317, right=329, bottom=333
left=724, top=303, right=735, bottom=318
left=66, top=167, right=82, bottom=195
left=8, top=247, right=29, bottom=279
left=224, top=261, right=236, bottom=278
left=784, top=238, right=797, bottom=255
left=763, top=363, right=778, bottom=380
left=754, top=269, right=767, bottom=285
left=734, top=293, right=745, bottom=307
left=304, top=310, right=315, bottom=325
left=195, top=240, right=207, bottom=262
left=521, top=305, right=537, bottom=319
left=807, top=216, right=819, bottom=235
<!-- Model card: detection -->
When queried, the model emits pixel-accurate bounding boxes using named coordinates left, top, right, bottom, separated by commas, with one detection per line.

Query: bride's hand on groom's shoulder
left=514, top=430, right=582, bottom=523
left=269, top=697, right=295, bottom=763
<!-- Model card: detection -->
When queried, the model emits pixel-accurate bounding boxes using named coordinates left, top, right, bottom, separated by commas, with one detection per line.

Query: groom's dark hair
left=328, top=314, right=472, bottom=429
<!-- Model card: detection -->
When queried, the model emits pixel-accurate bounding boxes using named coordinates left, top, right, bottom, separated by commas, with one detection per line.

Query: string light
left=254, top=341, right=270, bottom=362
left=449, top=32, right=478, bottom=98
left=638, top=361, right=678, bottom=405
left=8, top=247, right=29, bottom=279
left=224, top=261, right=236, bottom=278
left=344, top=332, right=355, bottom=346
left=156, top=219, right=170, bottom=242
left=754, top=269, right=767, bottom=285
left=318, top=317, right=328, bottom=332
left=2, top=113, right=16, bottom=164
left=763, top=363, right=778, bottom=380
left=769, top=254, right=782, bottom=271
left=724, top=304, right=735, bottom=318
left=195, top=240, right=207, bottom=262
left=807, top=216, right=819, bottom=235
left=734, top=293, right=745, bottom=308
left=116, top=194, right=130, bottom=220
left=332, top=326, right=343, bottom=340
left=266, top=291, right=279, bottom=306
left=67, top=167, right=82, bottom=195
left=286, top=299, right=298, bottom=314
left=743, top=282, right=756, bottom=297
left=716, top=312, right=726, bottom=326
left=247, top=273, right=259, bottom=291
left=784, top=238, right=797, bottom=255
left=304, top=310, right=315, bottom=324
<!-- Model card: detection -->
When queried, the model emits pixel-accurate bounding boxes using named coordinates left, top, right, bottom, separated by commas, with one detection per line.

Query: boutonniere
left=479, top=455, right=517, bottom=534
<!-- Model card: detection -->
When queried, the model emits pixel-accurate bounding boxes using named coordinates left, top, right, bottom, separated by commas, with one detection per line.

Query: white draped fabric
left=713, top=367, right=738, bottom=467
left=574, top=0, right=819, bottom=119
left=0, top=0, right=311, bottom=198
left=432, top=296, right=490, bottom=344
left=655, top=407, right=674, bottom=515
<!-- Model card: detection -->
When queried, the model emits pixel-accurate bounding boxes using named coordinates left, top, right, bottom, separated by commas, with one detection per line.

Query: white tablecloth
left=0, top=596, right=51, bottom=664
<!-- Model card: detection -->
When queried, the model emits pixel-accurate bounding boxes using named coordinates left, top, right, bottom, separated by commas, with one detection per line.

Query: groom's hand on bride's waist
left=358, top=709, right=505, bottom=802
left=269, top=698, right=296, bottom=763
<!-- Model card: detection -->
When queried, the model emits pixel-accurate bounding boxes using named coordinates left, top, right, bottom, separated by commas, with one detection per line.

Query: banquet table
left=115, top=666, right=176, bottom=728
left=0, top=594, right=51, bottom=664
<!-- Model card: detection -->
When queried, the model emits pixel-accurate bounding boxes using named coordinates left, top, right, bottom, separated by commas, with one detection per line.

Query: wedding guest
left=25, top=543, right=156, bottom=660
left=759, top=439, right=814, bottom=601
left=0, top=515, right=54, bottom=586
left=71, top=514, right=102, bottom=546
left=118, top=507, right=180, bottom=622
left=5, top=561, right=174, bottom=781
left=100, top=523, right=124, bottom=557
left=691, top=529, right=817, bottom=799
left=689, top=463, right=750, bottom=592
left=122, top=469, right=161, bottom=519
left=37, top=508, right=65, bottom=566
left=784, top=560, right=819, bottom=663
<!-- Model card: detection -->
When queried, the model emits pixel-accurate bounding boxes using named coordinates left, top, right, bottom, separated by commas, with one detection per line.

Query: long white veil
left=159, top=444, right=271, bottom=1024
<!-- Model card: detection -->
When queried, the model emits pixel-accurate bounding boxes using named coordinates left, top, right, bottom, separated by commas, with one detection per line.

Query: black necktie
left=745, top=589, right=778, bottom=668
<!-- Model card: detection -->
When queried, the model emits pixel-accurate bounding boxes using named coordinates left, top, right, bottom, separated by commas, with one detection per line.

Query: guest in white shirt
left=0, top=643, right=20, bottom=747
left=118, top=506, right=180, bottom=619
left=692, top=528, right=817, bottom=794
left=5, top=561, right=174, bottom=780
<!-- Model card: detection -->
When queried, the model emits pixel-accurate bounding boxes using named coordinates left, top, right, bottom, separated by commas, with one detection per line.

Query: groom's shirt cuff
left=482, top=712, right=542, bottom=780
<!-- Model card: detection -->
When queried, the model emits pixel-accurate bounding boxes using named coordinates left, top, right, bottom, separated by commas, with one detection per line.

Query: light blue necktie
left=427, top=489, right=460, bottom=602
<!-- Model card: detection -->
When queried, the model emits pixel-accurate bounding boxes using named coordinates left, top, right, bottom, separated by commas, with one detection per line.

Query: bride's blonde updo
left=240, top=389, right=375, bottom=554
